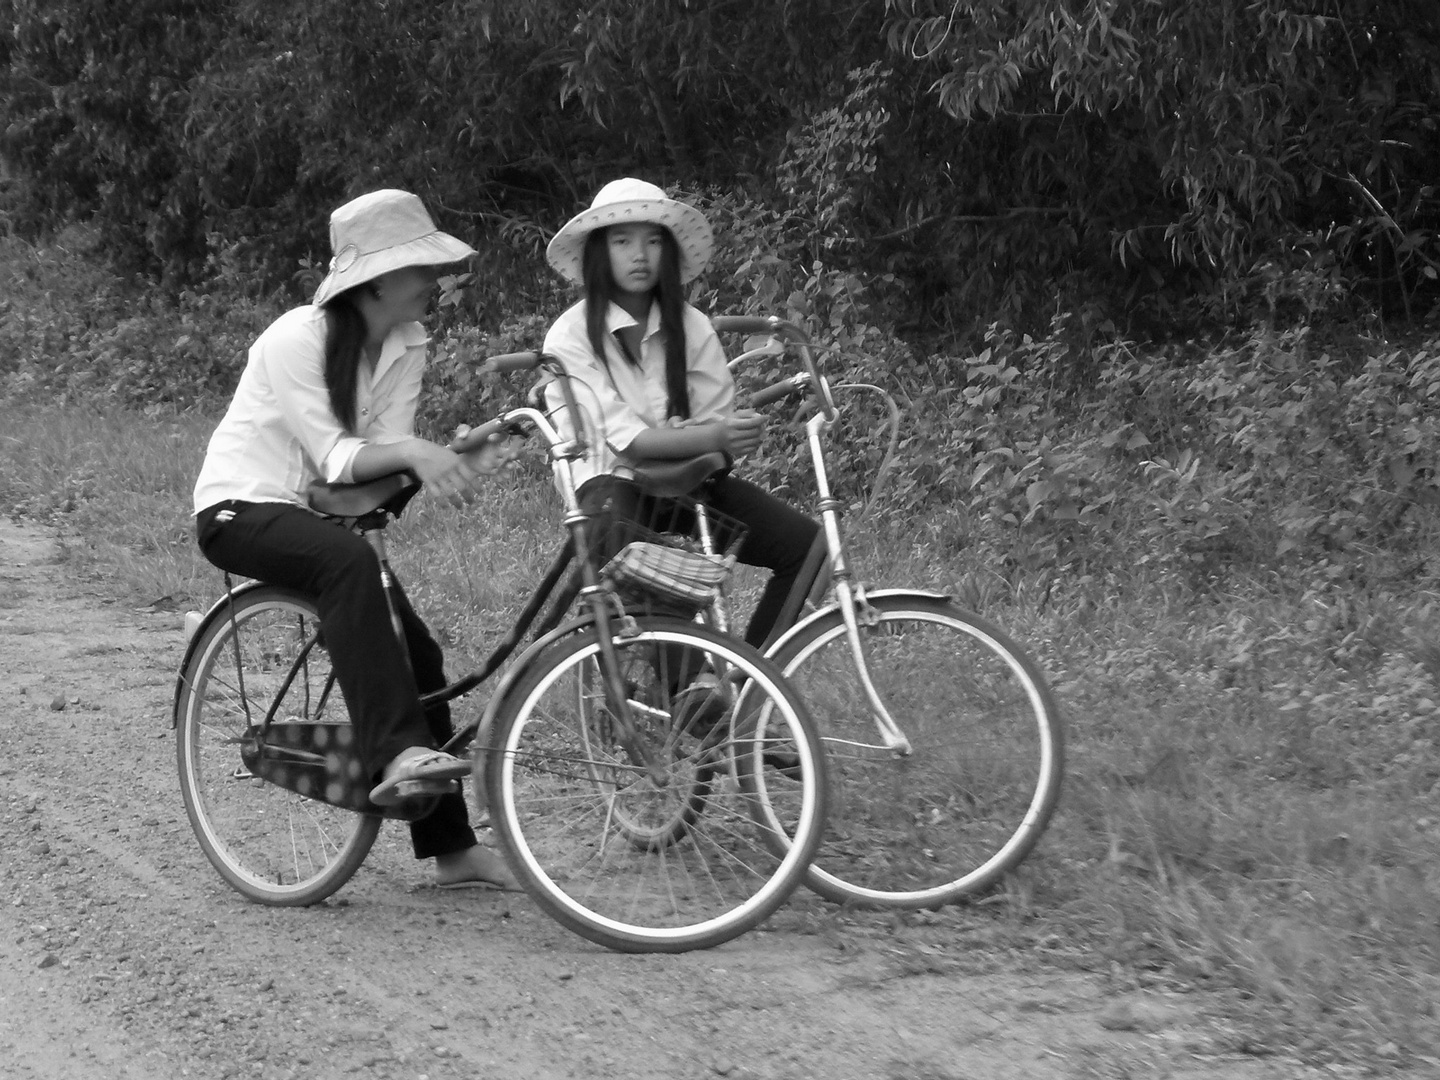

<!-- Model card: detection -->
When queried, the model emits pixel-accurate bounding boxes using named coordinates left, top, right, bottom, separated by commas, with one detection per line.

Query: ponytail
left=321, top=290, right=368, bottom=432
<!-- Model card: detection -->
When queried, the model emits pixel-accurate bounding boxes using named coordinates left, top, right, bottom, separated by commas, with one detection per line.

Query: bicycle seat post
left=354, top=511, right=409, bottom=663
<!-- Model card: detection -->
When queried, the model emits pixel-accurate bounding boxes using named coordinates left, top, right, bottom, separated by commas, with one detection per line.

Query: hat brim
left=313, top=231, right=477, bottom=307
left=545, top=198, right=713, bottom=286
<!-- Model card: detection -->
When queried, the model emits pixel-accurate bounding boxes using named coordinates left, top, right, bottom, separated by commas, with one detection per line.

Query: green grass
left=5, top=232, right=1440, bottom=1072
left=5, top=400, right=1439, bottom=1069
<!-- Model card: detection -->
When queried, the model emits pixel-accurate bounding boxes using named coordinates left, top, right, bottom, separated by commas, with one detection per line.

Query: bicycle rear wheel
left=175, top=586, right=379, bottom=906
left=768, top=593, right=1062, bottom=908
left=485, top=617, right=827, bottom=953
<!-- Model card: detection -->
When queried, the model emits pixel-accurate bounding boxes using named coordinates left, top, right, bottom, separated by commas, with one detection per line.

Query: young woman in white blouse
left=541, top=178, right=820, bottom=657
left=192, top=189, right=517, bottom=890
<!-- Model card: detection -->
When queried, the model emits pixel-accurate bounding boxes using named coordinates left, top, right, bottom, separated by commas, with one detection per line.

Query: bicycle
left=173, top=351, right=830, bottom=953
left=704, top=314, right=1064, bottom=910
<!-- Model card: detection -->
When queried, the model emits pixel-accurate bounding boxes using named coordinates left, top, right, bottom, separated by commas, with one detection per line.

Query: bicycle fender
left=763, top=587, right=952, bottom=661
left=171, top=580, right=287, bottom=728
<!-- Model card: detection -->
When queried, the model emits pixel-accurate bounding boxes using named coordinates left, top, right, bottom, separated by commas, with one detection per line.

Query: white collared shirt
left=193, top=305, right=428, bottom=513
left=541, top=299, right=734, bottom=490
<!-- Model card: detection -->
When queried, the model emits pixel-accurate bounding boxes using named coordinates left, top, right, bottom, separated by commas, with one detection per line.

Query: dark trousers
left=195, top=500, right=476, bottom=860
left=579, top=472, right=821, bottom=648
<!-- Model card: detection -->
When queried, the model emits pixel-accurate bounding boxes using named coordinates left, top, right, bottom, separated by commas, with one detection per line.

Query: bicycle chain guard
left=240, top=723, right=438, bottom=822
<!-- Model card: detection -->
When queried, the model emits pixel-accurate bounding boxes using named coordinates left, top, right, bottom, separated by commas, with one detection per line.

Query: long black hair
left=320, top=286, right=372, bottom=432
left=581, top=226, right=690, bottom=421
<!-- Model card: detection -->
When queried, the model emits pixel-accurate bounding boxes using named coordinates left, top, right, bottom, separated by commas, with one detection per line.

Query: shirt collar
left=604, top=300, right=661, bottom=339
left=374, top=321, right=429, bottom=381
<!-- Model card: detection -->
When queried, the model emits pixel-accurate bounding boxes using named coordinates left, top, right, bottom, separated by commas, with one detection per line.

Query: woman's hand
left=451, top=423, right=518, bottom=476
left=636, top=409, right=766, bottom=462
left=717, top=409, right=764, bottom=460
left=400, top=437, right=496, bottom=505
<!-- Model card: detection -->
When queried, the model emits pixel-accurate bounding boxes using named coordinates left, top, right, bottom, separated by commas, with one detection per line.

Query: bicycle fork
left=804, top=410, right=913, bottom=757
left=566, top=507, right=672, bottom=788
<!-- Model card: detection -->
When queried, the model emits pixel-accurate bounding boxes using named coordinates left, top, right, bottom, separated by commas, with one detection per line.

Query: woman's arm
left=625, top=413, right=763, bottom=460
left=348, top=330, right=509, bottom=501
left=350, top=437, right=507, bottom=503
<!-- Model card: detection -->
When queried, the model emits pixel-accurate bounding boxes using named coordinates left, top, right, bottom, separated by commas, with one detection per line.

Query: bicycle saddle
left=307, top=472, right=419, bottom=519
left=619, top=451, right=731, bottom=498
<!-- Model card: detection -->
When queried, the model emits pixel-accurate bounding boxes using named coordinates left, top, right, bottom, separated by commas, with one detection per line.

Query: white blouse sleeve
left=253, top=314, right=369, bottom=484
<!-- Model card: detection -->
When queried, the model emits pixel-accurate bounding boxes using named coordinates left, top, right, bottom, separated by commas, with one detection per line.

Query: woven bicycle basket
left=599, top=495, right=746, bottom=617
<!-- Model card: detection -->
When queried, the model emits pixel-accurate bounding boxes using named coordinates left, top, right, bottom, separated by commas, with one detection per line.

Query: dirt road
left=0, top=518, right=1341, bottom=1080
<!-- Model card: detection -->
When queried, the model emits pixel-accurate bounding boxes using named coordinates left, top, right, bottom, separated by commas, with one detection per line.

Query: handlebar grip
left=480, top=351, right=542, bottom=373
left=747, top=378, right=806, bottom=409
left=712, top=315, right=780, bottom=335
left=447, top=418, right=509, bottom=453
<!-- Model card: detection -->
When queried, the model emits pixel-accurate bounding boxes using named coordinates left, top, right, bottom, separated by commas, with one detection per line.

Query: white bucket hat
left=545, top=178, right=714, bottom=286
left=312, top=189, right=477, bottom=307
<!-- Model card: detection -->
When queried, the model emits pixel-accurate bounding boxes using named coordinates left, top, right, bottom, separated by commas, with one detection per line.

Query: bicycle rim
left=175, top=586, right=378, bottom=906
left=486, top=619, right=827, bottom=952
left=770, top=594, right=1062, bottom=908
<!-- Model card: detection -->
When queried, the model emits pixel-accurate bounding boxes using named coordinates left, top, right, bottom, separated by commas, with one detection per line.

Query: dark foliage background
left=3, top=0, right=1440, bottom=581
left=4, top=0, right=1437, bottom=334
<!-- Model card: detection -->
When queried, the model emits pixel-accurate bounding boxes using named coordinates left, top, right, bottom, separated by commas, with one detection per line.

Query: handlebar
left=446, top=417, right=512, bottom=453
left=459, top=349, right=590, bottom=464
left=711, top=315, right=785, bottom=335
left=746, top=375, right=809, bottom=410
left=714, top=315, right=836, bottom=421
left=476, top=350, right=543, bottom=374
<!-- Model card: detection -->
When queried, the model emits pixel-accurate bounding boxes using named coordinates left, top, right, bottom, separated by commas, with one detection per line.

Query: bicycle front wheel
left=175, top=586, right=379, bottom=906
left=485, top=618, right=828, bottom=953
left=768, top=593, right=1062, bottom=908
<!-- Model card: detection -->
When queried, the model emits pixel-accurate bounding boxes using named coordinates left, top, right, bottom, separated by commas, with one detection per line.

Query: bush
left=0, top=228, right=277, bottom=408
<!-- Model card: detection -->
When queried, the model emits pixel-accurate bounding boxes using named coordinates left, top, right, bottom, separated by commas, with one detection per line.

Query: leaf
left=1026, top=479, right=1056, bottom=508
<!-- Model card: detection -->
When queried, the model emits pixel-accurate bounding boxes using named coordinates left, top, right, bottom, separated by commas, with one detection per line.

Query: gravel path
left=0, top=518, right=1342, bottom=1080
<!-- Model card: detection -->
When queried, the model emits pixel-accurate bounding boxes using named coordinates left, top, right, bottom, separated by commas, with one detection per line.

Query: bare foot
left=434, top=844, right=522, bottom=891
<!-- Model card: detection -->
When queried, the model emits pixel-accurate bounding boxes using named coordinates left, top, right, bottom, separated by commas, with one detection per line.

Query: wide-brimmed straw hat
left=545, top=178, right=713, bottom=286
left=312, top=189, right=476, bottom=307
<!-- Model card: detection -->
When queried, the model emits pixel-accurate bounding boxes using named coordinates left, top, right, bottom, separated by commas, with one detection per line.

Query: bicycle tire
left=766, top=593, right=1062, bottom=908
left=484, top=617, right=828, bottom=952
left=573, top=653, right=719, bottom=851
left=176, top=585, right=379, bottom=906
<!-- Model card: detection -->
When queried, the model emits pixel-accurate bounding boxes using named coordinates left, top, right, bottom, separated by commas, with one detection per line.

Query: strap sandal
left=369, top=750, right=471, bottom=807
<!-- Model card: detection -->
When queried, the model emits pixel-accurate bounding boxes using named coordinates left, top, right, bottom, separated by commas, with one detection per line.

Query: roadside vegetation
left=5, top=224, right=1440, bottom=1072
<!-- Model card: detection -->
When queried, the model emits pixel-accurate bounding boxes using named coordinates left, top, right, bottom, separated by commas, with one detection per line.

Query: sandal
left=671, top=672, right=734, bottom=739
left=435, top=846, right=523, bottom=892
left=369, top=750, right=471, bottom=807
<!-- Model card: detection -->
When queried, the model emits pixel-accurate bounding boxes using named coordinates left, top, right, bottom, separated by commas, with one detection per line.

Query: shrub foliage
left=2, top=0, right=1437, bottom=335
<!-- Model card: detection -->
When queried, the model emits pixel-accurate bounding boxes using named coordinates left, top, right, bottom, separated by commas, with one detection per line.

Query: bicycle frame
left=714, top=316, right=918, bottom=755
left=177, top=357, right=672, bottom=788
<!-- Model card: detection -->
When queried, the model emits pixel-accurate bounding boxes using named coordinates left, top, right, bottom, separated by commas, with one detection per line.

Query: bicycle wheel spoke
left=772, top=595, right=1062, bottom=908
left=177, top=588, right=379, bottom=906
left=487, top=619, right=827, bottom=952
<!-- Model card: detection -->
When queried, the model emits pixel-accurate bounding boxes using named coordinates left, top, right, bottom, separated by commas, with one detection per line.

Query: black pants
left=579, top=472, right=821, bottom=648
left=195, top=500, right=476, bottom=860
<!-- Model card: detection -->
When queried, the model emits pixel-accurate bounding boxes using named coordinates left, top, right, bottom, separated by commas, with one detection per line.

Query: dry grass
left=5, top=228, right=1440, bottom=1071
left=5, top=400, right=1439, bottom=1071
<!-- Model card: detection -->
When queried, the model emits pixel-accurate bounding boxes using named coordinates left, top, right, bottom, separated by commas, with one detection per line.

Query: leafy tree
left=0, top=0, right=231, bottom=279
left=2, top=0, right=1437, bottom=336
left=880, top=0, right=1440, bottom=325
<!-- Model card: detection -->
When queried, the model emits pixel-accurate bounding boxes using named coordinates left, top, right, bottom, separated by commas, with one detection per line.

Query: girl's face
left=370, top=264, right=442, bottom=326
left=606, top=223, right=665, bottom=298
